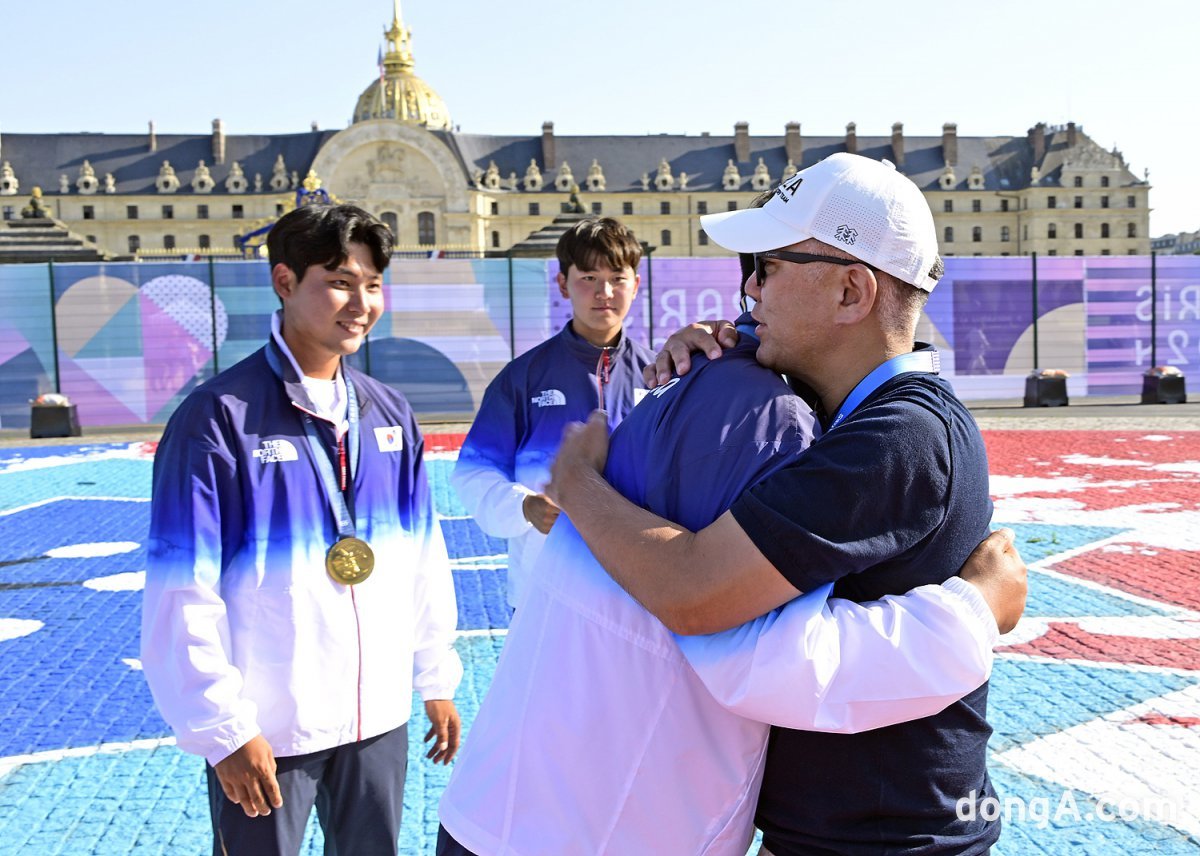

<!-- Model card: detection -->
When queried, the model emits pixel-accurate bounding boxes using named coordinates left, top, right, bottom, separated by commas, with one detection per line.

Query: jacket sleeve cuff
left=942, top=576, right=1000, bottom=648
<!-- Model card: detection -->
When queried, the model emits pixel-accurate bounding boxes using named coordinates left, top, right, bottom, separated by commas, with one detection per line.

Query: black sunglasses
left=753, top=250, right=878, bottom=286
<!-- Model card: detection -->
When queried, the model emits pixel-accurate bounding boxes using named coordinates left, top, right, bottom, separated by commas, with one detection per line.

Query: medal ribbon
left=264, top=341, right=361, bottom=538
left=828, top=345, right=940, bottom=431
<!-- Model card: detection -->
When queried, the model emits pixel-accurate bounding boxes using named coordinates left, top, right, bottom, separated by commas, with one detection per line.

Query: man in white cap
left=550, top=153, right=1001, bottom=854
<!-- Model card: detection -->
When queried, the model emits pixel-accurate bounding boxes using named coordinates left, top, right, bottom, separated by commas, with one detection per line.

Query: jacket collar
left=559, top=320, right=631, bottom=365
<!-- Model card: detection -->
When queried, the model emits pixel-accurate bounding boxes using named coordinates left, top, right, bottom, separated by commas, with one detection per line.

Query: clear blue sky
left=3, top=0, right=1195, bottom=235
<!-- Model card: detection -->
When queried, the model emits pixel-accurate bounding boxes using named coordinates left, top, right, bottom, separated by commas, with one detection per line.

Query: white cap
left=700, top=153, right=942, bottom=291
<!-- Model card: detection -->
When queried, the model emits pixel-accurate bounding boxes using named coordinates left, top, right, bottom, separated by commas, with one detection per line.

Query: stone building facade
left=0, top=5, right=1151, bottom=260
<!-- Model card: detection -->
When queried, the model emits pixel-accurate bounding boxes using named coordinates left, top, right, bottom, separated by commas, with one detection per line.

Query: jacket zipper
left=596, top=348, right=612, bottom=410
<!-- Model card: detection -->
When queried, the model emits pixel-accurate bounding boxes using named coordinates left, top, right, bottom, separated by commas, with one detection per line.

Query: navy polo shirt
left=731, top=372, right=998, bottom=855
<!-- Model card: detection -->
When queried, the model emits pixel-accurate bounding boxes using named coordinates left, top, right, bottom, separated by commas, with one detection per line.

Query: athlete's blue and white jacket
left=142, top=330, right=462, bottom=767
left=451, top=322, right=653, bottom=607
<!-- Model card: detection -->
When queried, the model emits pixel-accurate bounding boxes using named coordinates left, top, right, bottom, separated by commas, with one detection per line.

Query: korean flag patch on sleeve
left=374, top=425, right=405, bottom=452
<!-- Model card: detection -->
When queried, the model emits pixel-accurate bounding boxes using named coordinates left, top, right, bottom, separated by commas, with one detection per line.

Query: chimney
left=1028, top=122, right=1046, bottom=164
left=1067, top=121, right=1078, bottom=148
left=845, top=122, right=858, bottom=154
left=148, top=120, right=157, bottom=153
left=212, top=119, right=226, bottom=165
left=891, top=122, right=905, bottom=168
left=311, top=120, right=319, bottom=132
left=734, top=122, right=751, bottom=163
left=784, top=121, right=803, bottom=166
left=942, top=123, right=958, bottom=167
left=541, top=122, right=556, bottom=171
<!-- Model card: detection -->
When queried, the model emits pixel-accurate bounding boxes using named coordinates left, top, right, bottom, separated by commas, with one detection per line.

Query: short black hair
left=267, top=204, right=393, bottom=279
left=555, top=217, right=642, bottom=275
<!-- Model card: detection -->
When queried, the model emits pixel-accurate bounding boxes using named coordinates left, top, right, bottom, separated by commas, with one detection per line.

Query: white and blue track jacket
left=451, top=322, right=653, bottom=608
left=142, top=335, right=462, bottom=766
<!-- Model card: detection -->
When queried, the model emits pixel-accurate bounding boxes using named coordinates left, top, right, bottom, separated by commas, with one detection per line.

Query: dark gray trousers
left=207, top=723, right=408, bottom=856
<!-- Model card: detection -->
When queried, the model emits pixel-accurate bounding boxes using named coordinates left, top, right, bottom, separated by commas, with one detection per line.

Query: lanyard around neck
left=828, top=347, right=940, bottom=431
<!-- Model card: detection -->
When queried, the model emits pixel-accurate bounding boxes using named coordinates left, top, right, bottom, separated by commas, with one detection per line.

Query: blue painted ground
left=0, top=443, right=1196, bottom=854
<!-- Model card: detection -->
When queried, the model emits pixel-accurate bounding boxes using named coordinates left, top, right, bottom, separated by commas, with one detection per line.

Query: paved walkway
left=0, top=419, right=1197, bottom=854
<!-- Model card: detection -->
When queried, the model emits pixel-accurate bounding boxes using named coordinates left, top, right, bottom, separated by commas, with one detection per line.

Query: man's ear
left=271, top=263, right=295, bottom=302
left=833, top=266, right=878, bottom=325
left=557, top=271, right=569, bottom=299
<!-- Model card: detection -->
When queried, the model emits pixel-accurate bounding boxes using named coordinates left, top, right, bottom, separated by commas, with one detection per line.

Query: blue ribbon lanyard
left=828, top=347, right=940, bottom=431
left=265, top=339, right=362, bottom=538
left=300, top=382, right=360, bottom=539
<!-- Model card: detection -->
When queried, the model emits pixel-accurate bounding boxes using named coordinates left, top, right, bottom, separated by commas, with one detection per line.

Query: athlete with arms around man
left=143, top=205, right=463, bottom=856
left=451, top=217, right=654, bottom=609
left=551, top=153, right=1004, bottom=854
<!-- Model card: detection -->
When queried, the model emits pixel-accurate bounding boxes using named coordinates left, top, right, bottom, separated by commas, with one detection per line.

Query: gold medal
left=326, top=537, right=375, bottom=585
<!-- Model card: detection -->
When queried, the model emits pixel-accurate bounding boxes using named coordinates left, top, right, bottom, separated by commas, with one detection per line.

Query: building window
left=1074, top=196, right=1083, bottom=209
left=660, top=229, right=672, bottom=247
left=1101, top=196, right=1109, bottom=209
left=1127, top=195, right=1135, bottom=208
left=1048, top=224, right=1057, bottom=239
left=1074, top=223, right=1083, bottom=239
left=1048, top=249, right=1057, bottom=256
left=232, top=205, right=244, bottom=219
left=1101, top=249, right=1111, bottom=256
left=417, top=211, right=436, bottom=245
left=943, top=199, right=953, bottom=213
left=2, top=206, right=14, bottom=220
left=1000, top=199, right=1010, bottom=212
left=1128, top=249, right=1137, bottom=255
left=1128, top=223, right=1137, bottom=238
left=381, top=212, right=399, bottom=238
left=128, top=235, right=140, bottom=252
left=591, top=202, right=602, bottom=215
left=972, top=226, right=982, bottom=242
left=81, top=205, right=95, bottom=220
left=163, top=235, right=176, bottom=250
left=491, top=230, right=500, bottom=248
left=1048, top=196, right=1056, bottom=209
left=727, top=201, right=738, bottom=212
left=529, top=202, right=540, bottom=216
left=698, top=229, right=709, bottom=246
left=696, top=201, right=708, bottom=215
left=127, top=205, right=139, bottom=219
left=560, top=202, right=574, bottom=214
left=275, top=203, right=285, bottom=216
left=162, top=204, right=174, bottom=219
left=944, top=226, right=954, bottom=243
left=1001, top=226, right=1011, bottom=242
left=1101, top=176, right=1110, bottom=188
left=197, top=204, right=209, bottom=220
left=1073, top=176, right=1083, bottom=188
left=660, top=201, right=671, bottom=215
left=1101, top=223, right=1110, bottom=238
left=972, top=199, right=981, bottom=213
left=490, top=201, right=499, bottom=216
left=1075, top=249, right=1084, bottom=256
left=623, top=201, right=633, bottom=216
left=199, top=234, right=211, bottom=249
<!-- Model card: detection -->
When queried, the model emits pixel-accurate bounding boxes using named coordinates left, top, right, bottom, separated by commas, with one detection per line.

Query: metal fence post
left=47, top=260, right=61, bottom=393
left=207, top=255, right=220, bottom=376
left=1030, top=251, right=1039, bottom=369
left=644, top=245, right=654, bottom=349
left=507, top=252, right=516, bottom=360
left=1150, top=251, right=1158, bottom=367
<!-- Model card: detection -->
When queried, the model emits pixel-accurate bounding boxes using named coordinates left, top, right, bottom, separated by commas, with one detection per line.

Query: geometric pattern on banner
left=138, top=296, right=211, bottom=421
left=56, top=354, right=142, bottom=423
left=54, top=276, right=139, bottom=359
left=67, top=355, right=149, bottom=422
left=141, top=275, right=228, bottom=351
left=73, top=294, right=143, bottom=361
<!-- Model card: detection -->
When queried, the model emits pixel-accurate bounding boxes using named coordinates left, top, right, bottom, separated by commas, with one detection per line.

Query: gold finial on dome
left=353, top=1, right=452, bottom=130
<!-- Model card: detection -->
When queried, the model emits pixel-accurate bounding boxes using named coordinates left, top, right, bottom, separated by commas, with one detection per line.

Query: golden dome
left=353, top=1, right=452, bottom=130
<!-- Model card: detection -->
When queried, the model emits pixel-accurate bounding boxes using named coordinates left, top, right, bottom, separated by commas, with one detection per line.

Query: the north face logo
left=532, top=389, right=566, bottom=407
left=252, top=439, right=299, bottom=463
left=834, top=225, right=858, bottom=245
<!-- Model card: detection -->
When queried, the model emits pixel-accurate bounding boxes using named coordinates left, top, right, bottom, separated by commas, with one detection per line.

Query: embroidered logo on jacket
left=252, top=439, right=299, bottom=463
left=531, top=389, right=567, bottom=407
left=374, top=425, right=405, bottom=452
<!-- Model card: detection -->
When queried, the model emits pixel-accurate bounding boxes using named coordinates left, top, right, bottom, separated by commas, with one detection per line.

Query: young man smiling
left=451, top=217, right=654, bottom=609
left=143, top=204, right=462, bottom=856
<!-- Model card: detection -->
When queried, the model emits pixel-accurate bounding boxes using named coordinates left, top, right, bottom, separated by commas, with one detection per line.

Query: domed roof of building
left=353, top=1, right=451, bottom=130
